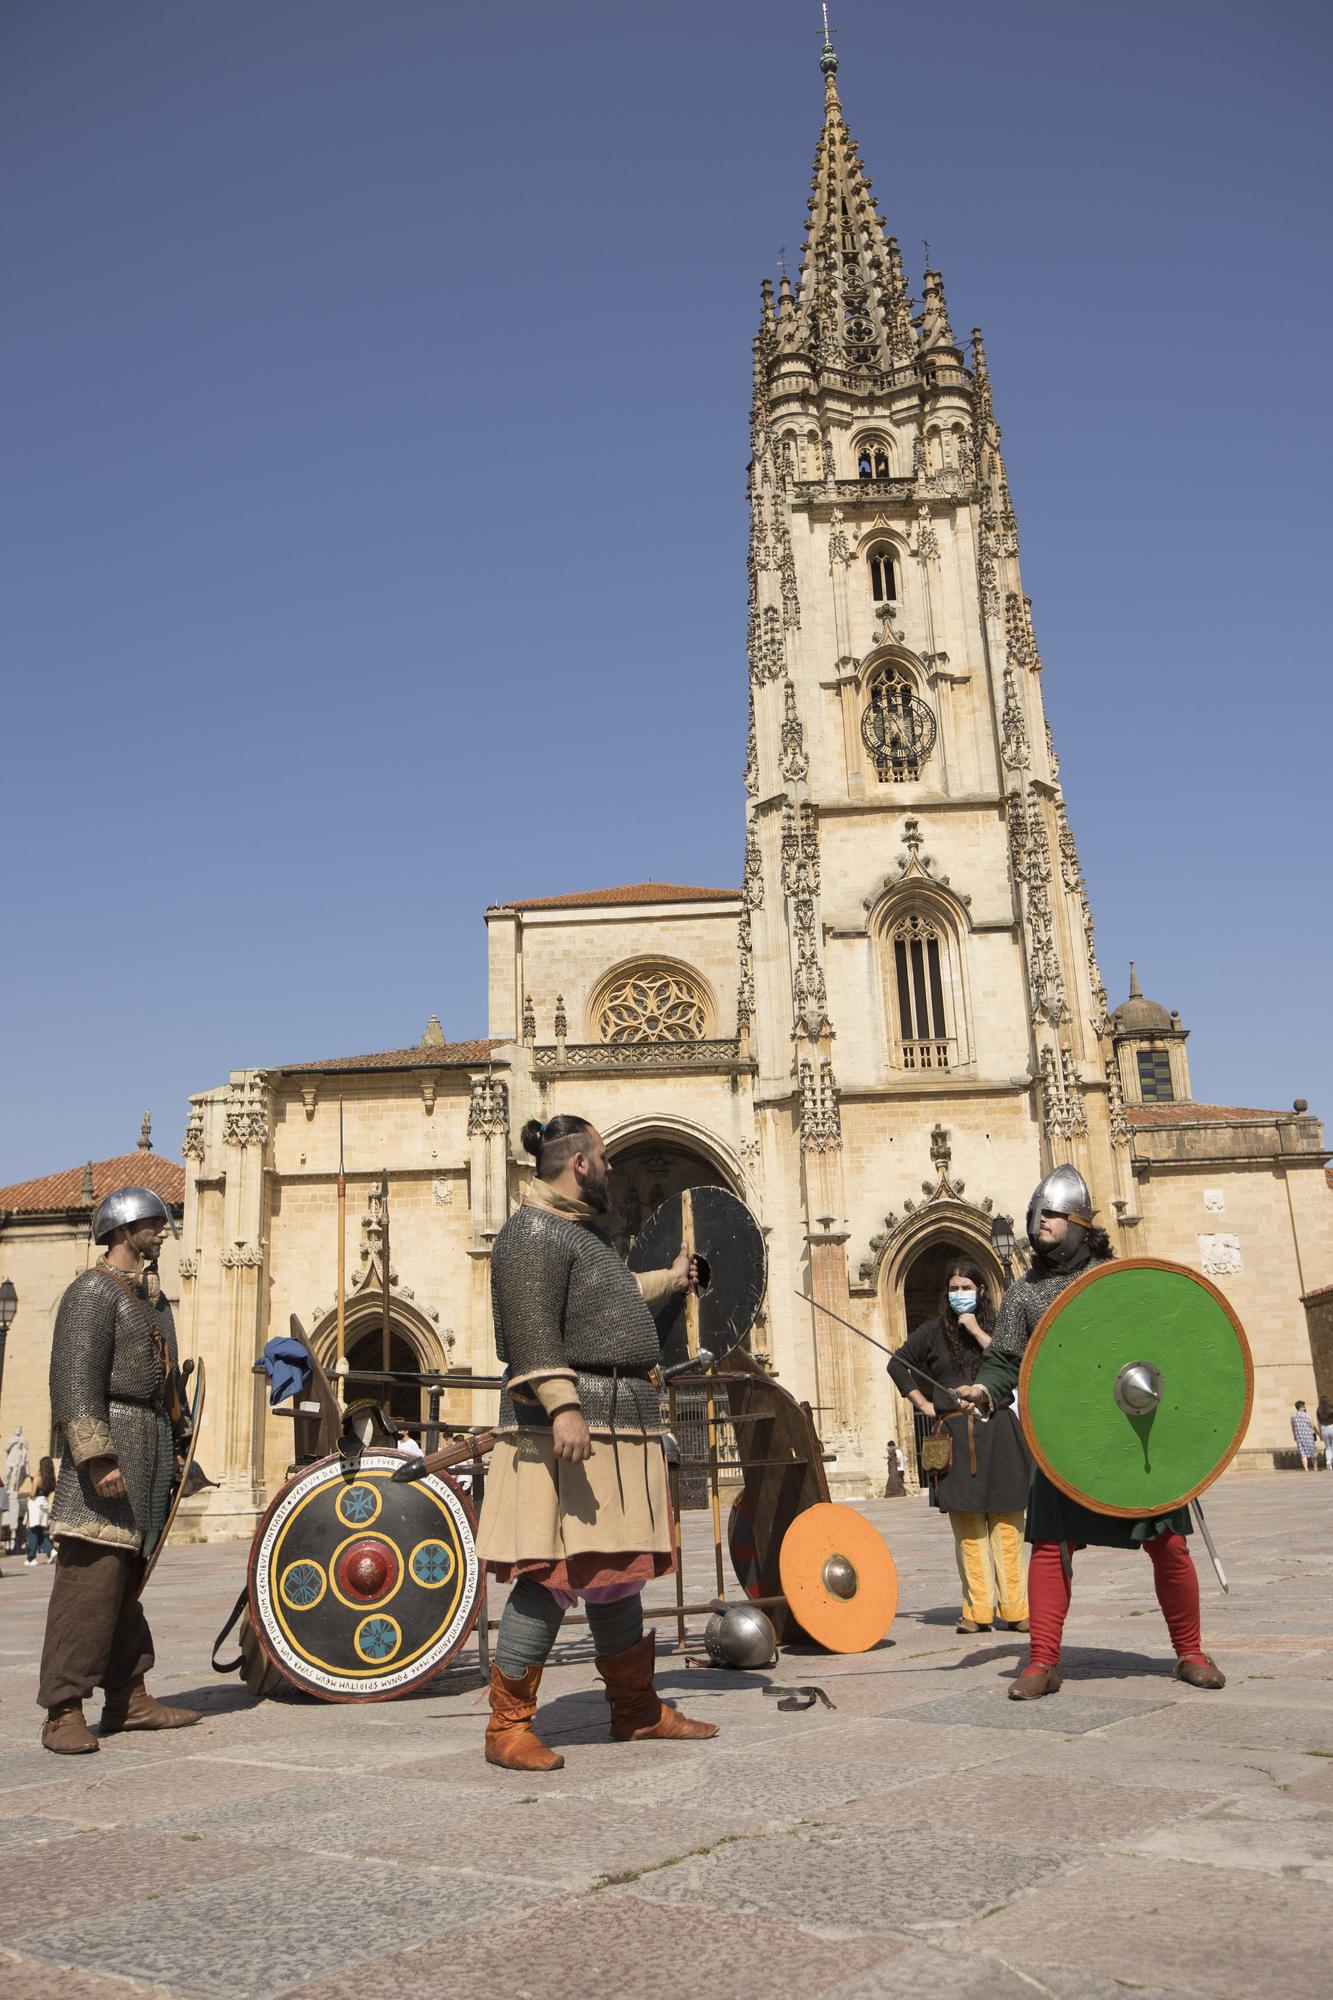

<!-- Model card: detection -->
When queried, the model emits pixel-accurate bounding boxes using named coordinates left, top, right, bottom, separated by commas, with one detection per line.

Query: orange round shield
left=778, top=1502, right=898, bottom=1653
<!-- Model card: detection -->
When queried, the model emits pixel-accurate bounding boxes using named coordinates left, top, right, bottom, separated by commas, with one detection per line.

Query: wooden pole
left=335, top=1101, right=348, bottom=1406
left=681, top=1189, right=726, bottom=1599
left=379, top=1169, right=391, bottom=1379
left=669, top=1380, right=686, bottom=1651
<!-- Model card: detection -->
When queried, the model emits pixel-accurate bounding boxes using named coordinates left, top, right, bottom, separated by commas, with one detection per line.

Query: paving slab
left=12, top=1853, right=560, bottom=2000
left=273, top=1891, right=905, bottom=2000
left=625, top=1821, right=1072, bottom=1936
left=1, top=1474, right=1328, bottom=2000
left=955, top=1852, right=1328, bottom=2000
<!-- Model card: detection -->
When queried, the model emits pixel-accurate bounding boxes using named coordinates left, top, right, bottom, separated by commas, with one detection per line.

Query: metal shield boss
left=1019, top=1257, right=1253, bottom=1519
left=628, top=1185, right=767, bottom=1372
left=778, top=1502, right=899, bottom=1653
left=247, top=1453, right=481, bottom=1701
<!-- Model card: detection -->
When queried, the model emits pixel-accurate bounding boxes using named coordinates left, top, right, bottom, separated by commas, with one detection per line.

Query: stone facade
left=5, top=49, right=1328, bottom=1532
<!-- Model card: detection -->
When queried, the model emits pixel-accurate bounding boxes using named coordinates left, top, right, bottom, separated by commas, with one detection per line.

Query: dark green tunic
left=977, top=1254, right=1191, bottom=1550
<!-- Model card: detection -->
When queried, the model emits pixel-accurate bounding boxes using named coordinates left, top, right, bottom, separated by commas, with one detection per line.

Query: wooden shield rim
left=1019, top=1255, right=1254, bottom=1519
left=142, top=1357, right=206, bottom=1588
left=246, top=1451, right=481, bottom=1703
left=778, top=1501, right=898, bottom=1654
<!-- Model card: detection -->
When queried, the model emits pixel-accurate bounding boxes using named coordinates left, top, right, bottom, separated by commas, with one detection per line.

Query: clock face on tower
left=861, top=668, right=937, bottom=782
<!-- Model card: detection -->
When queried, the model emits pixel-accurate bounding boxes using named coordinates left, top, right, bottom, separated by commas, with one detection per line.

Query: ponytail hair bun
left=520, top=1118, right=546, bottom=1159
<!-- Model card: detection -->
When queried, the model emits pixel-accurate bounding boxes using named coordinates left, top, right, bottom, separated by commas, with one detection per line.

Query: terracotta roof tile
left=1126, top=1102, right=1291, bottom=1127
left=276, top=1039, right=504, bottom=1075
left=0, top=1154, right=185, bottom=1215
left=492, top=883, right=738, bottom=912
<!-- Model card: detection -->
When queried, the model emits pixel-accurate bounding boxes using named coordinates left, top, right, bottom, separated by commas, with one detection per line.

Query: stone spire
left=419, top=1013, right=445, bottom=1048
left=777, top=29, right=913, bottom=375
left=138, top=1109, right=153, bottom=1151
left=918, top=265, right=959, bottom=355
left=1128, top=961, right=1143, bottom=1000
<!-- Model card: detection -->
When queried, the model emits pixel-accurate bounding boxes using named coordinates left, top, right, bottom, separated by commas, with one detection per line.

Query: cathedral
left=3, top=42, right=1328, bottom=1533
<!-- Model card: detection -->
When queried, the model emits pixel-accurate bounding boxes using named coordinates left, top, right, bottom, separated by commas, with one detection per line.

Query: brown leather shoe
left=1175, top=1653, right=1226, bottom=1690
left=956, top=1617, right=993, bottom=1634
left=484, top=1663, right=564, bottom=1772
left=1008, top=1663, right=1062, bottom=1700
left=595, top=1632, right=719, bottom=1742
left=100, top=1678, right=201, bottom=1735
left=1002, top=1618, right=1030, bottom=1632
left=42, top=1702, right=99, bottom=1754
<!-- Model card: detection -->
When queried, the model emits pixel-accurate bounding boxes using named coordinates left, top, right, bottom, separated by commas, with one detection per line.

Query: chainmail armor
left=49, top=1268, right=187, bottom=1553
left=491, top=1204, right=664, bottom=1435
left=990, top=1250, right=1110, bottom=1361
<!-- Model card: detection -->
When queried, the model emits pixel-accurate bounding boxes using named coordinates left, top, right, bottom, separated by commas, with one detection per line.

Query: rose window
left=598, top=969, right=708, bottom=1044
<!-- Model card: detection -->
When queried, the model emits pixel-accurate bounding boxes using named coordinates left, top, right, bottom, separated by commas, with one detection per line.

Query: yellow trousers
left=949, top=1511, right=1027, bottom=1624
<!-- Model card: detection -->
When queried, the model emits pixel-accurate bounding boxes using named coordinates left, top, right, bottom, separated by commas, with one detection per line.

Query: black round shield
left=247, top=1451, right=480, bottom=1702
left=628, top=1185, right=766, bottom=1371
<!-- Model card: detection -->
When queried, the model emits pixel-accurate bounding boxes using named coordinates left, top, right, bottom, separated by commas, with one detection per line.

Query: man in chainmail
left=957, top=1165, right=1225, bottom=1700
left=37, top=1186, right=201, bottom=1753
left=476, top=1113, right=719, bottom=1771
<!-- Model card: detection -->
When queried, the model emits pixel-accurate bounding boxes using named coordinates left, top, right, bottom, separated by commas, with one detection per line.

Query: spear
left=380, top=1168, right=392, bottom=1378
left=335, top=1102, right=348, bottom=1405
left=795, top=1289, right=963, bottom=1409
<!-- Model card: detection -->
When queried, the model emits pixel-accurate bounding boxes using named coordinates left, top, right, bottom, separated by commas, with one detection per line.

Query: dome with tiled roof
left=1112, top=962, right=1174, bottom=1035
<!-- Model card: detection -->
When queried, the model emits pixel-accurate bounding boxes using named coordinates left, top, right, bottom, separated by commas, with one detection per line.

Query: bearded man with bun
left=475, top=1113, right=719, bottom=1771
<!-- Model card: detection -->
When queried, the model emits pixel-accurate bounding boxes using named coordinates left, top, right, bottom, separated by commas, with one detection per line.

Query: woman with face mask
left=887, top=1258, right=1031, bottom=1634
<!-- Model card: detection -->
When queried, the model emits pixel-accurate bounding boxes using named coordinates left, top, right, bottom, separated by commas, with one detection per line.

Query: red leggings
left=1026, top=1532, right=1203, bottom=1670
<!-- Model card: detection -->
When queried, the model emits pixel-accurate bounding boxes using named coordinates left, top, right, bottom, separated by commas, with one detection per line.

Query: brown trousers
left=37, top=1538, right=154, bottom=1710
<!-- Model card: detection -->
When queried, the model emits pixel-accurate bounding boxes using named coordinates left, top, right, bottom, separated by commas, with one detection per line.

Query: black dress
left=888, top=1316, right=1031, bottom=1515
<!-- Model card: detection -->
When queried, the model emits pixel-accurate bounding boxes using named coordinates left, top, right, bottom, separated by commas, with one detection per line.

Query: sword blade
left=1190, top=1495, right=1229, bottom=1594
left=794, top=1289, right=961, bottom=1409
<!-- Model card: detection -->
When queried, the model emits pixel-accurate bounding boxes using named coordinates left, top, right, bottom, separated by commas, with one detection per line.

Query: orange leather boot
left=595, top=1632, right=719, bottom=1742
left=484, top=1663, right=565, bottom=1771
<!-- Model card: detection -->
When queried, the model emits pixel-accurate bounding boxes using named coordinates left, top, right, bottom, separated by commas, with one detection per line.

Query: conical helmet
left=1025, top=1164, right=1094, bottom=1255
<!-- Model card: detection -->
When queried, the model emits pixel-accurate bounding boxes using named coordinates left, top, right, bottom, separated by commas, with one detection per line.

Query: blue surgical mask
left=948, top=1289, right=978, bottom=1315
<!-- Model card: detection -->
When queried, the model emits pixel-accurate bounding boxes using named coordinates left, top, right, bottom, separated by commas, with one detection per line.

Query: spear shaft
left=794, top=1289, right=963, bottom=1408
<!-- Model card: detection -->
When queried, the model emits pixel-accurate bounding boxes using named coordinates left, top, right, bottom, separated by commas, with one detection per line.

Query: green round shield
left=1019, top=1257, right=1253, bottom=1518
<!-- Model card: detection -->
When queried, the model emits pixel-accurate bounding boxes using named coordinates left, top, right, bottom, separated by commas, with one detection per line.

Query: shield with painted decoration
left=628, top=1185, right=766, bottom=1373
left=1019, top=1256, right=1253, bottom=1519
left=247, top=1451, right=480, bottom=1702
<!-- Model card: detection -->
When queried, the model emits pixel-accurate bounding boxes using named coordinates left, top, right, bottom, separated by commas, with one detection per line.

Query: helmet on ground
left=703, top=1603, right=778, bottom=1670
left=92, top=1185, right=177, bottom=1245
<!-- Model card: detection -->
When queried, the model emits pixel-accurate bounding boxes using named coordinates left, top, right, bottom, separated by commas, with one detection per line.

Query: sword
left=1190, top=1495, right=1230, bottom=1594
left=795, top=1290, right=962, bottom=1410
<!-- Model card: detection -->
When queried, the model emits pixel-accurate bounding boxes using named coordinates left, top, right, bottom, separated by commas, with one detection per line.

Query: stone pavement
left=1, top=1471, right=1330, bottom=2000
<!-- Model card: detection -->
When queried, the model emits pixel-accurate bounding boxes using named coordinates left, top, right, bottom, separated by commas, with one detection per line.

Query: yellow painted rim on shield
left=268, top=1469, right=467, bottom=1678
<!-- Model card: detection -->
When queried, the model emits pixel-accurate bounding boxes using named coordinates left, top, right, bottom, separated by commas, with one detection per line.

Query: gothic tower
left=745, top=36, right=1131, bottom=1479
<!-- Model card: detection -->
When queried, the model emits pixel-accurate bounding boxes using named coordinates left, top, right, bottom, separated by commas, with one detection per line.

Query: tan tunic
left=475, top=1179, right=675, bottom=1570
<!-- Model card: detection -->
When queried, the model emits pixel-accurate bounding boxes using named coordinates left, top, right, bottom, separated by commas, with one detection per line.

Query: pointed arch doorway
left=605, top=1137, right=737, bottom=1259
left=895, top=1231, right=1005, bottom=1483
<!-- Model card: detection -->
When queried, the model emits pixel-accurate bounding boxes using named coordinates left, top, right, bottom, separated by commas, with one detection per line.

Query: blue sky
left=2, top=0, right=1330, bottom=1183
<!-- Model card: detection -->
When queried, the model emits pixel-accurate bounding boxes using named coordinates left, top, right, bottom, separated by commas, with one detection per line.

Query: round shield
left=778, top=1502, right=898, bottom=1654
left=1019, top=1256, right=1253, bottom=1519
left=728, top=1491, right=763, bottom=1600
left=628, top=1185, right=766, bottom=1372
left=143, top=1357, right=207, bottom=1587
left=247, top=1451, right=480, bottom=1702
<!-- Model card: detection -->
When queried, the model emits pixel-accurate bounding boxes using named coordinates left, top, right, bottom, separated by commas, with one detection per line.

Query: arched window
left=889, top=913, right=952, bottom=1070
left=856, top=436, right=892, bottom=480
left=867, top=543, right=897, bottom=603
left=595, top=964, right=710, bottom=1044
